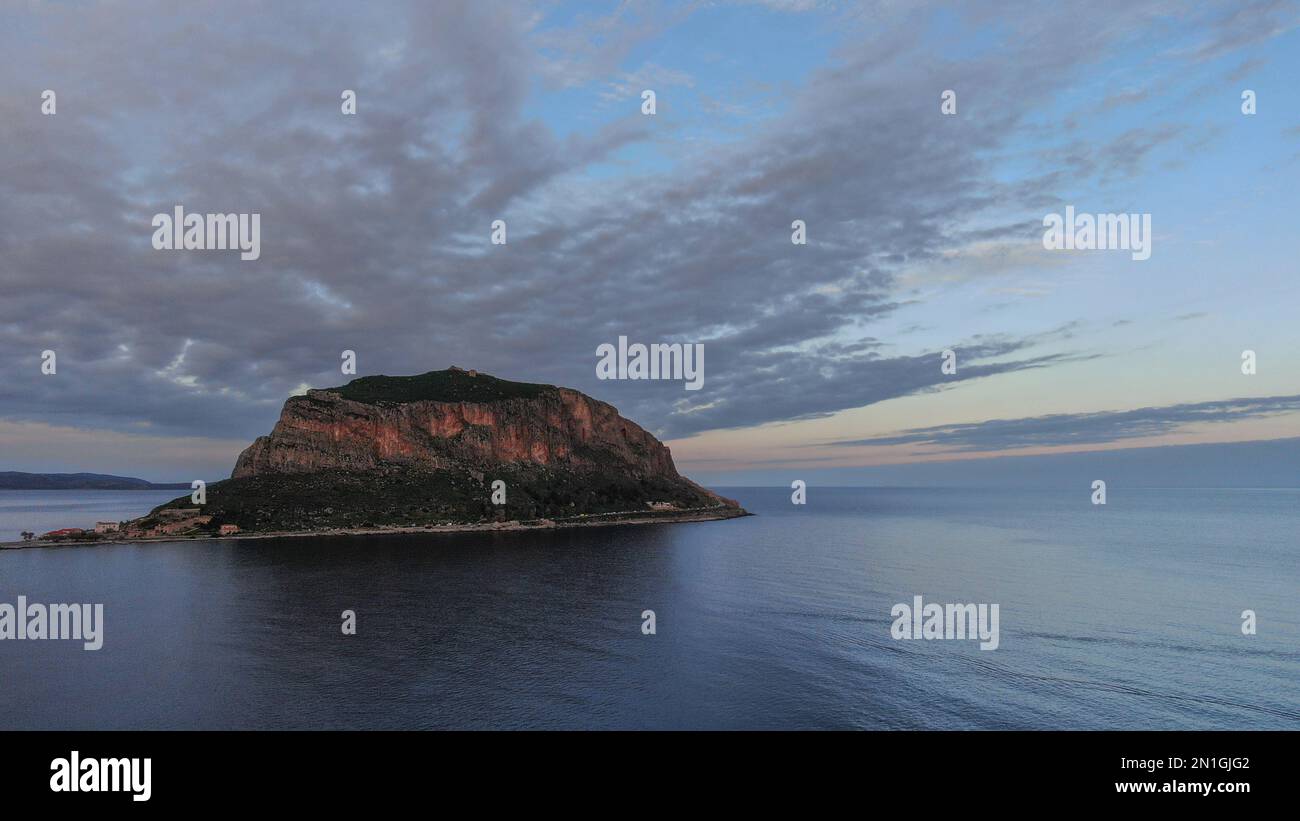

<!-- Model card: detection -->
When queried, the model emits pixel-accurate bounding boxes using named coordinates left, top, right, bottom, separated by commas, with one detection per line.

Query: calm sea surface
left=0, top=489, right=183, bottom=543
left=0, top=486, right=1296, bottom=729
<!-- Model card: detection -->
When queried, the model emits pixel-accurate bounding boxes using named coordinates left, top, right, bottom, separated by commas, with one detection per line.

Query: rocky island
left=96, top=367, right=746, bottom=543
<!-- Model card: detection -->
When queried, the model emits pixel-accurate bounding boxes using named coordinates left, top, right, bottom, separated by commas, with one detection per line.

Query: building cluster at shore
left=30, top=510, right=239, bottom=543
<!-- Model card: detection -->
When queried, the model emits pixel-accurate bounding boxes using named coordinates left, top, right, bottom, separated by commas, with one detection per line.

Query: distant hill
left=0, top=472, right=191, bottom=490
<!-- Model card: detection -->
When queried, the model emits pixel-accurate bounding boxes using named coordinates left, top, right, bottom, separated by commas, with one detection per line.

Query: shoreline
left=0, top=505, right=751, bottom=550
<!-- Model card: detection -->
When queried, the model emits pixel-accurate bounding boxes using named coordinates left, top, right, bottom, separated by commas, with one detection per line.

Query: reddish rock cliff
left=139, top=368, right=741, bottom=534
left=234, top=368, right=682, bottom=483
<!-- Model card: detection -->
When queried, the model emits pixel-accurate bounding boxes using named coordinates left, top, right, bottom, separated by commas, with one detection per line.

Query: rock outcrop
left=233, top=367, right=680, bottom=481
left=141, top=368, right=742, bottom=535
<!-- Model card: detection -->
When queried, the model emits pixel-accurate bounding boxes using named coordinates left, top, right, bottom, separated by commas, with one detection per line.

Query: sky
left=1, top=0, right=1298, bottom=486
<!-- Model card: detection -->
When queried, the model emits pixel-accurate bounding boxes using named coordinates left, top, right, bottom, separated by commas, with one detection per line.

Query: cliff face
left=233, top=369, right=679, bottom=480
left=147, top=368, right=740, bottom=534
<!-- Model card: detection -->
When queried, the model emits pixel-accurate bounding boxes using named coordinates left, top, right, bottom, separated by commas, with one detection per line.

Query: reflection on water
left=1, top=487, right=1296, bottom=729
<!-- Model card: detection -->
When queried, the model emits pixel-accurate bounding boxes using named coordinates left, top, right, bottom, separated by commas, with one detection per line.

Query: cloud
left=827, top=395, right=1300, bottom=452
left=0, top=0, right=1289, bottom=458
left=1170, top=0, right=1300, bottom=64
left=532, top=1, right=691, bottom=89
left=599, top=63, right=695, bottom=102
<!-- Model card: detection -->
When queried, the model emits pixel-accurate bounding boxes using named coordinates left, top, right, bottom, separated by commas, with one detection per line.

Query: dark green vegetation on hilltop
left=327, top=368, right=557, bottom=405
left=153, top=464, right=724, bottom=533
